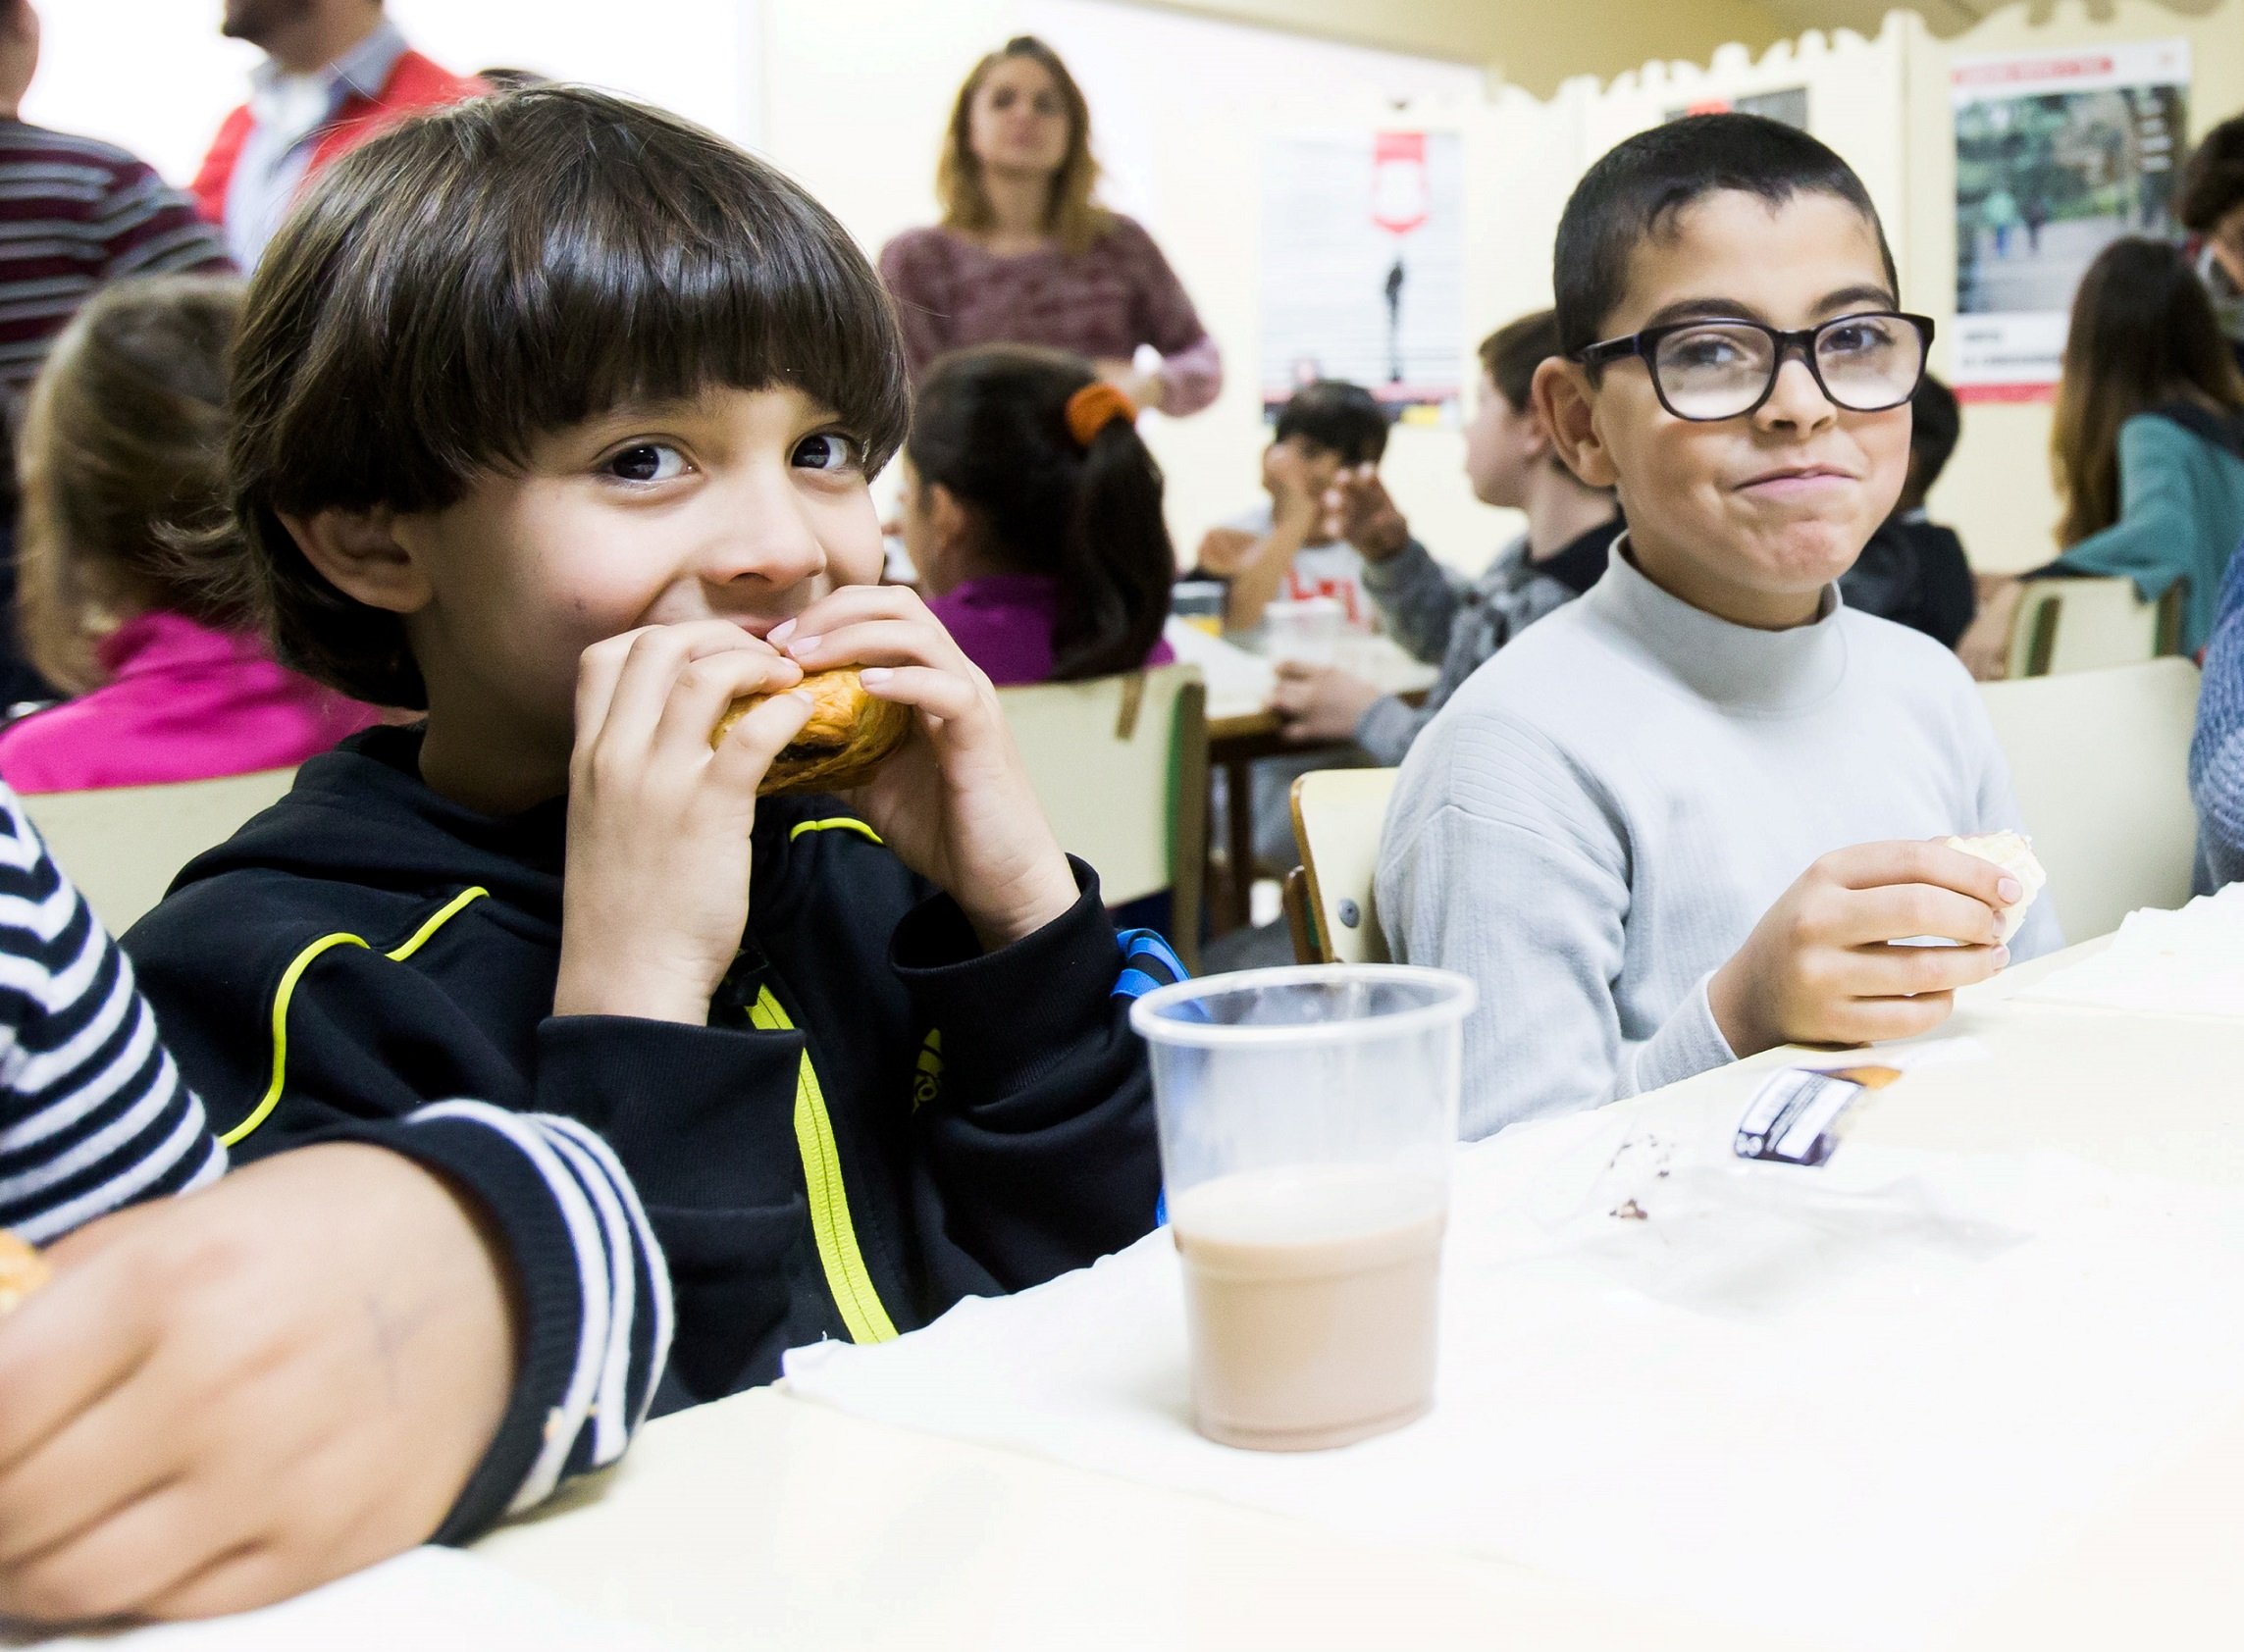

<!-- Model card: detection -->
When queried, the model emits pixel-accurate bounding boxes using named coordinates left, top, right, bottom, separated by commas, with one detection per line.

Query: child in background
left=1838, top=373, right=1975, bottom=647
left=1268, top=310, right=1621, bottom=759
left=1381, top=114, right=2058, bottom=1139
left=0, top=88, right=1171, bottom=1626
left=0, top=275, right=378, bottom=792
left=1193, top=379, right=1388, bottom=633
left=901, top=344, right=1174, bottom=686
left=1959, top=238, right=2244, bottom=677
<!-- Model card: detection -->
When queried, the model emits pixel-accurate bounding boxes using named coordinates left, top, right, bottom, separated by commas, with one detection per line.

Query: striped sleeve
left=362, top=1100, right=673, bottom=1537
left=0, top=788, right=225, bottom=1243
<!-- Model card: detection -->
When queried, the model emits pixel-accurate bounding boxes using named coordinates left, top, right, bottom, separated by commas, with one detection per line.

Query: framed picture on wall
left=1950, top=39, right=2190, bottom=401
left=1259, top=129, right=1467, bottom=421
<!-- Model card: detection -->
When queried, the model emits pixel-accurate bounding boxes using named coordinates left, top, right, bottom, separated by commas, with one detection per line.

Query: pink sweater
left=0, top=611, right=381, bottom=794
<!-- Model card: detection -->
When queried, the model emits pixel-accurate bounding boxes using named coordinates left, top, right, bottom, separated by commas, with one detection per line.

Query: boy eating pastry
left=1379, top=114, right=2059, bottom=1139
left=0, top=87, right=1172, bottom=1625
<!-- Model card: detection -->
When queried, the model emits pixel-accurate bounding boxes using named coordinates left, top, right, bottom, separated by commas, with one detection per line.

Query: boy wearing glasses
left=1379, top=115, right=2060, bottom=1139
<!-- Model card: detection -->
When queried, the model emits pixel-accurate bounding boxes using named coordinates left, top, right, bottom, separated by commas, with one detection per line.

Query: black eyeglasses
left=1573, top=312, right=1936, bottom=422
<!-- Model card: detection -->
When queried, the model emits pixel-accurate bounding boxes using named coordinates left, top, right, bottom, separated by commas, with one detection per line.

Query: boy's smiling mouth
left=1733, top=462, right=1857, bottom=502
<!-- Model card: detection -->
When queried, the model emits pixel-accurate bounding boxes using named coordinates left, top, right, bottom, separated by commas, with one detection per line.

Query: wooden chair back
left=1978, top=656, right=2202, bottom=941
left=21, top=767, right=299, bottom=934
left=998, top=665, right=1207, bottom=969
left=1286, top=767, right=1400, bottom=964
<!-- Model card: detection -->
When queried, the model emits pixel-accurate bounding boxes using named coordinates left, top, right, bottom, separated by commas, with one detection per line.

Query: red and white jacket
left=190, top=49, right=483, bottom=232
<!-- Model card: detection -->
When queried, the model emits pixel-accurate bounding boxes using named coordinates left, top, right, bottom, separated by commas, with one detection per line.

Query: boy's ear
left=279, top=506, right=434, bottom=616
left=1533, top=356, right=1617, bottom=490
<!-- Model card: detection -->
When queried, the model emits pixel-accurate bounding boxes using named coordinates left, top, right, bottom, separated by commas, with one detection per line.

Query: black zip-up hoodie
left=123, top=726, right=1171, bottom=1539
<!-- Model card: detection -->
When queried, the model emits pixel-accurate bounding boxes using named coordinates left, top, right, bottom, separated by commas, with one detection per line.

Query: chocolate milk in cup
left=1129, top=966, right=1474, bottom=1451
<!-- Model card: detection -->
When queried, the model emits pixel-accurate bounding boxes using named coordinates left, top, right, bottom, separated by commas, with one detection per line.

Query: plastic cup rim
left=1127, top=963, right=1477, bottom=1049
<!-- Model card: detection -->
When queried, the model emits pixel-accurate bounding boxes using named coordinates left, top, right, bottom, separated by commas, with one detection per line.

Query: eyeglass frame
left=1570, top=311, right=1938, bottom=422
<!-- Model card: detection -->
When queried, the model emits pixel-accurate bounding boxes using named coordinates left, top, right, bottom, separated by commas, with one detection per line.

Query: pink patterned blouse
left=878, top=215, right=1223, bottom=416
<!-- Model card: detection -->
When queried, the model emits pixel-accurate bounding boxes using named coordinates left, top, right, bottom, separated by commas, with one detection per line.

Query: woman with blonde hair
left=879, top=35, right=1221, bottom=417
left=1957, top=236, right=2244, bottom=676
left=0, top=273, right=376, bottom=791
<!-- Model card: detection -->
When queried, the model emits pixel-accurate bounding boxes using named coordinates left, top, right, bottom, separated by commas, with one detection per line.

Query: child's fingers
left=1823, top=992, right=1958, bottom=1046
left=1822, top=840, right=2020, bottom=909
left=1836, top=881, right=2006, bottom=948
left=784, top=616, right=976, bottom=681
left=138, top=1541, right=291, bottom=1624
left=706, top=687, right=818, bottom=795
left=587, top=623, right=779, bottom=755
left=1847, top=939, right=2008, bottom=999
left=782, top=579, right=930, bottom=629
left=648, top=649, right=805, bottom=763
left=0, top=1369, right=182, bottom=1572
left=0, top=1267, right=159, bottom=1484
left=857, top=664, right=983, bottom=730
left=0, top=1480, right=215, bottom=1626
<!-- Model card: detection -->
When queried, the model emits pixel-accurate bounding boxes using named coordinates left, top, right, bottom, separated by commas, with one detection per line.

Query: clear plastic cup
left=1260, top=595, right=1345, bottom=665
left=1128, top=965, right=1476, bottom=1451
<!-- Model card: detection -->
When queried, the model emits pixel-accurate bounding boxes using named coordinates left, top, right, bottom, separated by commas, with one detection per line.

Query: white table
left=476, top=945, right=2244, bottom=1651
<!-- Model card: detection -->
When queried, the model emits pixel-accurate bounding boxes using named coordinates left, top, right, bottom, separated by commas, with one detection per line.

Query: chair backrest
left=1288, top=767, right=1399, bottom=964
left=1978, top=656, right=2201, bottom=942
left=21, top=766, right=299, bottom=935
left=998, top=664, right=1207, bottom=968
left=2007, top=577, right=2183, bottom=678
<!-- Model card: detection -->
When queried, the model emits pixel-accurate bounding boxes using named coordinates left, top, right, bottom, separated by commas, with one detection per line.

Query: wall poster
left=1951, top=38, right=2189, bottom=401
left=1259, top=129, right=1466, bottom=420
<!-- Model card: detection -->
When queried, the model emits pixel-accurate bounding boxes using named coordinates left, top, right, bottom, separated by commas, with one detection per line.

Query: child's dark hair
left=2052, top=236, right=2244, bottom=546
left=223, top=84, right=912, bottom=708
left=1552, top=113, right=1896, bottom=360
left=908, top=345, right=1173, bottom=683
left=2178, top=113, right=2244, bottom=234
left=1477, top=310, right=1560, bottom=412
left=1273, top=380, right=1388, bottom=466
left=1907, top=374, right=1960, bottom=490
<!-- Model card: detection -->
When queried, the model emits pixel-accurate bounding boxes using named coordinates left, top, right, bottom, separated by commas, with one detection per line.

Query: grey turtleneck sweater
left=1377, top=546, right=2063, bottom=1141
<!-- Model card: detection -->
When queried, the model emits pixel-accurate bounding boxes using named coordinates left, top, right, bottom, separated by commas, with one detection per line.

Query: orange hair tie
left=1065, top=381, right=1138, bottom=447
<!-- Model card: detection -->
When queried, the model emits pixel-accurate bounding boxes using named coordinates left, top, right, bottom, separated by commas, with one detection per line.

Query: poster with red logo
left=1260, top=129, right=1466, bottom=417
left=1951, top=39, right=2190, bottom=401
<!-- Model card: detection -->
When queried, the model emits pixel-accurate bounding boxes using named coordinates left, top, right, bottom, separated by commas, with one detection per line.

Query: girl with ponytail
left=902, top=344, right=1177, bottom=685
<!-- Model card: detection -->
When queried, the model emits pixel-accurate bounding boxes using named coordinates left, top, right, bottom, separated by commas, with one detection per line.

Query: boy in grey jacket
left=1268, top=310, right=1620, bottom=763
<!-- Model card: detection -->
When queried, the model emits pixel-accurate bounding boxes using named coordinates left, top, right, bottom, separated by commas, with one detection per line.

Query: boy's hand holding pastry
left=772, top=586, right=1078, bottom=952
left=1707, top=840, right=2022, bottom=1058
left=557, top=620, right=818, bottom=1024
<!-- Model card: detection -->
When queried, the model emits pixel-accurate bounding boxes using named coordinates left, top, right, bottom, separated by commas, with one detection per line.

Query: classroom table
left=1193, top=632, right=1436, bottom=935
left=474, top=941, right=2244, bottom=1651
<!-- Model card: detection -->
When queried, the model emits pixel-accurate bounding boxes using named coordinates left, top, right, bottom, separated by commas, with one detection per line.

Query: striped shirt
left=0, top=120, right=232, bottom=395
left=0, top=784, right=225, bottom=1242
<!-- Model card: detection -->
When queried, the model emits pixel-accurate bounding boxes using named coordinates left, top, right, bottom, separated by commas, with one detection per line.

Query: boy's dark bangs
left=444, top=163, right=912, bottom=483
left=303, top=89, right=912, bottom=513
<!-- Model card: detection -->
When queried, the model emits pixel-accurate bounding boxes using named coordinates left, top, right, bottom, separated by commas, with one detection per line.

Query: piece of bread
left=0, top=1230, right=49, bottom=1316
left=710, top=668, right=913, bottom=797
left=1945, top=831, right=2048, bottom=943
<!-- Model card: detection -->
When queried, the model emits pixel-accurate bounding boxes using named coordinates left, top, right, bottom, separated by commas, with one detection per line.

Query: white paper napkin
left=3, top=1546, right=675, bottom=1651
left=2019, top=883, right=2244, bottom=1017
left=786, top=1116, right=2244, bottom=1652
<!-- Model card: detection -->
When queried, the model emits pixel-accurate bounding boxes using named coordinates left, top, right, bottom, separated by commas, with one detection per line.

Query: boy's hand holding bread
left=1707, top=838, right=2027, bottom=1058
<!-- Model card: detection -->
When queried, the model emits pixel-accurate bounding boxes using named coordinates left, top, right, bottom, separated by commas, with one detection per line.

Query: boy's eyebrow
left=1634, top=284, right=1901, bottom=333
